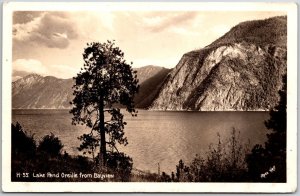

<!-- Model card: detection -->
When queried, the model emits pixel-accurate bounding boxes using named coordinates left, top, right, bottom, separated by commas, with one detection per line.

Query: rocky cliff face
left=151, top=16, right=287, bottom=111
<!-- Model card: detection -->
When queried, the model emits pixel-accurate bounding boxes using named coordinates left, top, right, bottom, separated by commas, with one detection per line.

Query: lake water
left=12, top=109, right=270, bottom=174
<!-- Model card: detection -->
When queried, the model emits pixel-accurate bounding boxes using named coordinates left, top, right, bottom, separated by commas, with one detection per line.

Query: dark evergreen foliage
left=246, top=74, right=287, bottom=182
left=70, top=40, right=139, bottom=167
left=210, top=16, right=287, bottom=48
left=77, top=133, right=99, bottom=159
left=11, top=122, right=36, bottom=158
left=38, top=133, right=64, bottom=157
left=106, top=152, right=133, bottom=181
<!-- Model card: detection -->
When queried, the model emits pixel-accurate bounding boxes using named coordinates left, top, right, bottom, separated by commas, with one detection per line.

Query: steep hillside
left=135, top=68, right=171, bottom=108
left=133, top=65, right=166, bottom=84
left=151, top=16, right=287, bottom=111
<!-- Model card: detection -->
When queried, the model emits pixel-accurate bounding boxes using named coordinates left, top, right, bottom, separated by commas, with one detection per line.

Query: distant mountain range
left=12, top=74, right=73, bottom=109
left=12, top=16, right=287, bottom=111
left=12, top=65, right=171, bottom=109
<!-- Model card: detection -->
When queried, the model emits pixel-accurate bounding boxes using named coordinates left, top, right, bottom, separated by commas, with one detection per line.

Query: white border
left=2, top=2, right=298, bottom=193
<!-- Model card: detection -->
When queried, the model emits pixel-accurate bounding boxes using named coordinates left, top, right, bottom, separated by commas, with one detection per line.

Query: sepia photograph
left=2, top=2, right=298, bottom=192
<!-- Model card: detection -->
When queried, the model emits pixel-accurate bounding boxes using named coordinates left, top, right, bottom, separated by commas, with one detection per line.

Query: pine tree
left=246, top=74, right=286, bottom=182
left=263, top=74, right=286, bottom=181
left=70, top=40, right=139, bottom=167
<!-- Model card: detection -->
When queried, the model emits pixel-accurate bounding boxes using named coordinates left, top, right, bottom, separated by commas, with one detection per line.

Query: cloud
left=46, top=64, right=79, bottom=79
left=13, top=58, right=79, bottom=79
left=13, top=12, right=78, bottom=49
left=12, top=11, right=285, bottom=78
left=142, top=12, right=198, bottom=33
left=13, top=59, right=47, bottom=75
left=13, top=15, right=41, bottom=40
left=13, top=11, right=43, bottom=24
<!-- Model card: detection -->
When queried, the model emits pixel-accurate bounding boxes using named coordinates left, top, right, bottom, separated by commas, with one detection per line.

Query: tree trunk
left=99, top=96, right=106, bottom=167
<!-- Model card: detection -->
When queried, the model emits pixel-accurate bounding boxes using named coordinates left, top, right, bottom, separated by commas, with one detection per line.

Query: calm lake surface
left=12, top=109, right=270, bottom=174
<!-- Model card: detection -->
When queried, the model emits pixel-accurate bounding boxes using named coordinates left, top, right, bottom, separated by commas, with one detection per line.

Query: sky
left=12, top=11, right=285, bottom=80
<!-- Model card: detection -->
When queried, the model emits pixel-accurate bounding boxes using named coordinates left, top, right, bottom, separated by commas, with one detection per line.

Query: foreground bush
left=11, top=123, right=93, bottom=181
left=106, top=152, right=133, bottom=181
left=169, top=128, right=250, bottom=182
left=38, top=133, right=64, bottom=157
left=11, top=122, right=134, bottom=182
left=11, top=122, right=36, bottom=158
